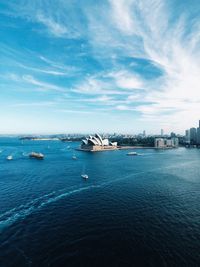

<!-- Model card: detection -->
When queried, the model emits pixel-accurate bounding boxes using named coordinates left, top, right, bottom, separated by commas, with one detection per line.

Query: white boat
left=81, top=174, right=89, bottom=179
left=127, top=152, right=138, bottom=156
left=7, top=155, right=13, bottom=160
left=72, top=154, right=77, bottom=160
left=81, top=165, right=88, bottom=179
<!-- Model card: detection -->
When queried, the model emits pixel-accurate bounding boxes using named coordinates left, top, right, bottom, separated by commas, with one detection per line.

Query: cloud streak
left=1, top=0, right=200, bottom=133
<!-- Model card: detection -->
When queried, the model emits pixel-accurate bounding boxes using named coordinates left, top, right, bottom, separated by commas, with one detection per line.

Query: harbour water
left=0, top=138, right=200, bottom=266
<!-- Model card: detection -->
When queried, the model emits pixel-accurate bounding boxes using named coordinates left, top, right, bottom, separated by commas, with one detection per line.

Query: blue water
left=0, top=138, right=200, bottom=266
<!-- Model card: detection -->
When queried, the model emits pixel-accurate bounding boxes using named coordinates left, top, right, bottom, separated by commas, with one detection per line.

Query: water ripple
left=0, top=160, right=199, bottom=233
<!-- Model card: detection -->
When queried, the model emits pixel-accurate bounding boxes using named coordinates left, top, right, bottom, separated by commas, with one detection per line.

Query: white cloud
left=39, top=56, right=79, bottom=74
left=105, top=0, right=200, bottom=131
left=107, top=71, right=143, bottom=90
left=72, top=77, right=133, bottom=95
left=127, top=94, right=143, bottom=101
left=18, top=63, right=67, bottom=76
left=36, top=13, right=68, bottom=37
left=56, top=109, right=92, bottom=114
left=22, top=75, right=65, bottom=92
left=12, top=101, right=56, bottom=107
left=3, top=0, right=200, bottom=133
left=115, top=105, right=135, bottom=111
left=109, top=0, right=135, bottom=35
left=80, top=95, right=112, bottom=103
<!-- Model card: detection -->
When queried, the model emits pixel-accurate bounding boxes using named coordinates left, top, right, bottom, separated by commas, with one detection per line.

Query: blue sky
left=0, top=0, right=200, bottom=134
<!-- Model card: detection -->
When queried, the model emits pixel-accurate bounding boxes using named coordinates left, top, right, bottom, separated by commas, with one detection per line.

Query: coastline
left=76, top=146, right=177, bottom=152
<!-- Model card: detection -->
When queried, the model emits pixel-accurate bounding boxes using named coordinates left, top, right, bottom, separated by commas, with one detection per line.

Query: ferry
left=127, top=152, right=138, bottom=156
left=29, top=152, right=44, bottom=159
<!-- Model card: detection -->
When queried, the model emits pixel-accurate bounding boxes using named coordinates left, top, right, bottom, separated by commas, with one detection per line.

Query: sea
left=0, top=137, right=199, bottom=267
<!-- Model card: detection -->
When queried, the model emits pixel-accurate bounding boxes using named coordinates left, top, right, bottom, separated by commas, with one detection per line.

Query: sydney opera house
left=80, top=134, right=118, bottom=151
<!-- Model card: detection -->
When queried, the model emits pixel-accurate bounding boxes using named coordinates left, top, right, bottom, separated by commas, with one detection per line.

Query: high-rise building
left=196, top=127, right=200, bottom=145
left=190, top=128, right=197, bottom=144
left=161, top=129, right=164, bottom=136
left=185, top=130, right=190, bottom=143
left=143, top=130, right=146, bottom=137
left=171, top=137, right=179, bottom=147
left=170, top=132, right=176, bottom=138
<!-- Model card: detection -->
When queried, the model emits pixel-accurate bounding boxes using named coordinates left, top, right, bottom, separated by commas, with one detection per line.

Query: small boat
left=81, top=174, right=89, bottom=180
left=81, top=165, right=88, bottom=179
left=7, top=155, right=13, bottom=160
left=72, top=154, right=77, bottom=160
left=29, top=152, right=44, bottom=159
left=127, top=152, right=138, bottom=156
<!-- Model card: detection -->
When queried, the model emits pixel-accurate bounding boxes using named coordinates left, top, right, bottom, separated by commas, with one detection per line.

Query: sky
left=0, top=0, right=200, bottom=134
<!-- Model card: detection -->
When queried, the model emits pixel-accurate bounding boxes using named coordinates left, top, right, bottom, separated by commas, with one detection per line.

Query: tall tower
left=197, top=127, right=200, bottom=145
left=161, top=129, right=164, bottom=136
left=190, top=128, right=197, bottom=144
left=197, top=120, right=200, bottom=145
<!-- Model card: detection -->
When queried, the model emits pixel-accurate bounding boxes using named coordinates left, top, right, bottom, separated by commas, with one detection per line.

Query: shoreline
left=76, top=146, right=177, bottom=152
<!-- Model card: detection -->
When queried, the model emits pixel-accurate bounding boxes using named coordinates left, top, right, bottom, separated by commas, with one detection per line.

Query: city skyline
left=185, top=120, right=200, bottom=145
left=1, top=1, right=200, bottom=134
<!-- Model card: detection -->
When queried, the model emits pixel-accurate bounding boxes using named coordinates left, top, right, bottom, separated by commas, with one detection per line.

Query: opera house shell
left=81, top=134, right=117, bottom=151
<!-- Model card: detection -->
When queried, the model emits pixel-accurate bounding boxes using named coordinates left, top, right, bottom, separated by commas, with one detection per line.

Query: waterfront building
left=154, top=138, right=165, bottom=148
left=196, top=128, right=200, bottom=145
left=184, top=120, right=200, bottom=145
left=190, top=128, right=197, bottom=144
left=165, top=139, right=172, bottom=147
left=185, top=130, right=190, bottom=143
left=170, top=132, right=176, bottom=138
left=154, top=137, right=179, bottom=148
left=81, top=134, right=117, bottom=151
left=171, top=137, right=179, bottom=147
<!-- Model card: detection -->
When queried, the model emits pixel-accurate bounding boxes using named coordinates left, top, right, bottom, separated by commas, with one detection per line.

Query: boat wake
left=0, top=160, right=198, bottom=233
left=0, top=184, right=100, bottom=232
